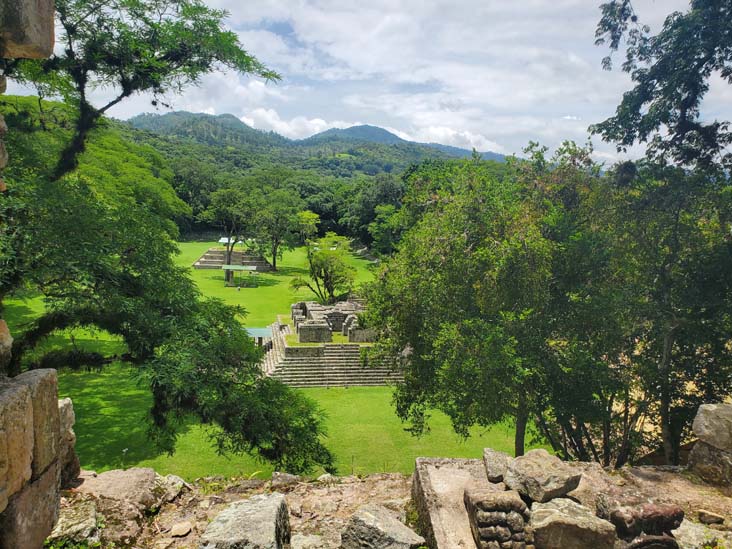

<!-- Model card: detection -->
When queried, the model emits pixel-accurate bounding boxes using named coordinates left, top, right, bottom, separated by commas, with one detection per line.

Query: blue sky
left=11, top=0, right=730, bottom=161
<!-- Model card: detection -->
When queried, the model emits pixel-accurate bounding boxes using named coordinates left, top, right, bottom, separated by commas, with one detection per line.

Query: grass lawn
left=5, top=240, right=537, bottom=480
left=177, top=242, right=375, bottom=327
left=61, top=363, right=524, bottom=480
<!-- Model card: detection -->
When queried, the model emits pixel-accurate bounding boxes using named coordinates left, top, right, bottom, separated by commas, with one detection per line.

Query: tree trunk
left=659, top=328, right=675, bottom=465
left=514, top=396, right=528, bottom=457
left=271, top=242, right=278, bottom=271
left=53, top=100, right=100, bottom=181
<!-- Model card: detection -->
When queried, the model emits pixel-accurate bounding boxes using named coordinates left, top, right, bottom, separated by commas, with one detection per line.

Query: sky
left=10, top=0, right=731, bottom=161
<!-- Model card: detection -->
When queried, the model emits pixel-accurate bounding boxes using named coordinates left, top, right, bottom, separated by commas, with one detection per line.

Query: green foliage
left=11, top=0, right=278, bottom=178
left=0, top=97, right=335, bottom=474
left=291, top=233, right=356, bottom=304
left=593, top=0, right=732, bottom=170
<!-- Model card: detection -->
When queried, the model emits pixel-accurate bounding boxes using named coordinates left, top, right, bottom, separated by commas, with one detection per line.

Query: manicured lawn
left=60, top=363, right=523, bottom=480
left=178, top=242, right=375, bottom=327
left=5, top=239, right=536, bottom=480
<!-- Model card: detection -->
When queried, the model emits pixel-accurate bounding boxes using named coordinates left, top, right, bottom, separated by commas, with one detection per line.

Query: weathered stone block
left=693, top=403, right=732, bottom=452
left=484, top=448, right=512, bottom=482
left=530, top=498, right=616, bottom=549
left=58, top=398, right=80, bottom=487
left=0, top=381, right=33, bottom=513
left=0, top=0, right=56, bottom=58
left=688, top=440, right=732, bottom=486
left=0, top=320, right=12, bottom=370
left=199, top=492, right=290, bottom=549
left=76, top=467, right=160, bottom=511
left=0, top=459, right=60, bottom=549
left=412, top=457, right=490, bottom=549
left=298, top=321, right=332, bottom=343
left=14, top=369, right=60, bottom=479
left=341, top=504, right=425, bottom=549
left=349, top=327, right=376, bottom=343
left=504, top=449, right=582, bottom=503
left=48, top=498, right=98, bottom=545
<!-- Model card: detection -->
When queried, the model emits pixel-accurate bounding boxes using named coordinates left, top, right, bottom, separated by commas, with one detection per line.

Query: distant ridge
left=128, top=112, right=505, bottom=162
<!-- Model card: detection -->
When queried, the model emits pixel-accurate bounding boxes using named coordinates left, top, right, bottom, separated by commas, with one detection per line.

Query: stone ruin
left=291, top=300, right=376, bottom=344
left=0, top=370, right=81, bottom=549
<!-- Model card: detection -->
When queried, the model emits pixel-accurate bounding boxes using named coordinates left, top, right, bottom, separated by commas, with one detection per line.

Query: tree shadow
left=61, top=365, right=195, bottom=471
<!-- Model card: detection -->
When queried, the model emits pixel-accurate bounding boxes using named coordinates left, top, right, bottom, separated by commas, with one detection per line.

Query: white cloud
left=241, top=108, right=357, bottom=139
left=7, top=0, right=721, bottom=162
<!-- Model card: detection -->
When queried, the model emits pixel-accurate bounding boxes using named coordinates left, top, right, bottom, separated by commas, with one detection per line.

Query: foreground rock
left=608, top=504, right=684, bottom=541
left=689, top=403, right=732, bottom=486
left=464, top=487, right=530, bottom=548
left=504, top=449, right=582, bottom=503
left=483, top=448, right=511, bottom=483
left=58, top=398, right=80, bottom=487
left=530, top=498, right=616, bottom=549
left=340, top=504, right=425, bottom=549
left=48, top=498, right=98, bottom=545
left=412, top=457, right=492, bottom=548
left=674, top=520, right=732, bottom=549
left=199, top=492, right=290, bottom=549
left=76, top=468, right=160, bottom=510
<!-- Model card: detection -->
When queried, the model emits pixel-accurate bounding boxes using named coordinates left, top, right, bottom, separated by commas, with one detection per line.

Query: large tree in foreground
left=593, top=0, right=732, bottom=171
left=593, top=0, right=732, bottom=464
left=11, top=0, right=278, bottom=180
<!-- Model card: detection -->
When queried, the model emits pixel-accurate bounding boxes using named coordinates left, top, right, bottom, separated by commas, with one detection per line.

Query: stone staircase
left=193, top=249, right=272, bottom=271
left=261, top=321, right=289, bottom=376
left=270, top=344, right=403, bottom=388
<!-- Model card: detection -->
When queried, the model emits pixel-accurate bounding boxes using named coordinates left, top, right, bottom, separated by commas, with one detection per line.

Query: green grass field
left=5, top=240, right=534, bottom=480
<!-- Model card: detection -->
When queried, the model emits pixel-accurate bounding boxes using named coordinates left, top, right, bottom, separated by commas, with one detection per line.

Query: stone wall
left=0, top=370, right=79, bottom=549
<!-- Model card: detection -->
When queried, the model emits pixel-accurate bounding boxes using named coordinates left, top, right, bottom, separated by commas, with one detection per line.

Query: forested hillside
left=126, top=111, right=508, bottom=245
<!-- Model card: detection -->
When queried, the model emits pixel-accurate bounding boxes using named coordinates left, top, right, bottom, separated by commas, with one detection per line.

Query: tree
left=255, top=189, right=304, bottom=271
left=11, top=0, right=279, bottom=180
left=364, top=159, right=554, bottom=456
left=200, top=185, right=258, bottom=284
left=593, top=0, right=732, bottom=464
left=593, top=0, right=732, bottom=170
left=291, top=233, right=356, bottom=305
left=0, top=101, right=334, bottom=472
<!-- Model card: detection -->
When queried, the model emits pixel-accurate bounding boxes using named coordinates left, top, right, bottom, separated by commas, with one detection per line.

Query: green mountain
left=127, top=112, right=506, bottom=171
left=304, top=124, right=406, bottom=145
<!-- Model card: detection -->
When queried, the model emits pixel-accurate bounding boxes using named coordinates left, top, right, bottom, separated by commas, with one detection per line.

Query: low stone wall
left=284, top=346, right=325, bottom=358
left=0, top=370, right=79, bottom=549
left=348, top=328, right=376, bottom=343
left=299, top=321, right=332, bottom=343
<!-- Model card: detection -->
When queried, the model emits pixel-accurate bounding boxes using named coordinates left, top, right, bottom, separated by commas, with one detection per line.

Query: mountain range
left=128, top=112, right=505, bottom=163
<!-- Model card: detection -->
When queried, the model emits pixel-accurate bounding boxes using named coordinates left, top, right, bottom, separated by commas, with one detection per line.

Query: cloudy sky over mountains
left=13, top=0, right=731, bottom=160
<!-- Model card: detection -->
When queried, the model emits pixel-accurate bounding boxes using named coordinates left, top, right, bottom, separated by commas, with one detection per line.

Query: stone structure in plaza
left=291, top=300, right=375, bottom=344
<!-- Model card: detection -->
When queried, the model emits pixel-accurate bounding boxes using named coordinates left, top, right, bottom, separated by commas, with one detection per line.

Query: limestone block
left=688, top=440, right=732, bottom=486
left=76, top=467, right=161, bottom=511
left=692, top=403, right=732, bottom=452
left=348, top=327, right=376, bottom=343
left=0, top=382, right=33, bottom=513
left=199, top=492, right=290, bottom=549
left=483, top=447, right=512, bottom=482
left=298, top=321, right=332, bottom=343
left=340, top=504, right=425, bottom=549
left=0, top=0, right=55, bottom=58
left=530, top=498, right=616, bottom=549
left=14, top=369, right=60, bottom=479
left=58, top=398, right=80, bottom=487
left=0, top=320, right=11, bottom=370
left=504, top=449, right=582, bottom=503
left=48, top=498, right=99, bottom=545
left=412, top=457, right=490, bottom=549
left=0, top=459, right=60, bottom=549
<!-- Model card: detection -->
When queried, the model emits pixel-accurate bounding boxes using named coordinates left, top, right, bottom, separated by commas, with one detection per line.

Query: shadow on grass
left=61, top=364, right=193, bottom=471
left=3, top=301, right=39, bottom=331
